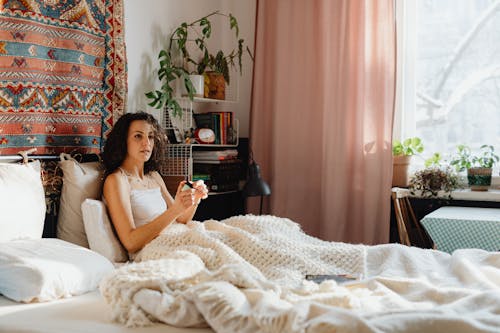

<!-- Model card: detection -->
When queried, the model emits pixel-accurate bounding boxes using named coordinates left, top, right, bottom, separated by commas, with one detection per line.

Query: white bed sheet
left=0, top=291, right=214, bottom=333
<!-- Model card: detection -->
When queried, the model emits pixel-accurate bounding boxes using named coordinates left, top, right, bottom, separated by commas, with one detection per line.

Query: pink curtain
left=250, top=0, right=395, bottom=244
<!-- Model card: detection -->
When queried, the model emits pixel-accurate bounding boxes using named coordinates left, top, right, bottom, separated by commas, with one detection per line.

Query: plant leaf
left=200, top=17, right=212, bottom=38
left=229, top=13, right=239, bottom=37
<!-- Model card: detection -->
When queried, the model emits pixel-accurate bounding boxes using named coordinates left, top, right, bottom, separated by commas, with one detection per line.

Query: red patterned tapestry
left=0, top=0, right=126, bottom=155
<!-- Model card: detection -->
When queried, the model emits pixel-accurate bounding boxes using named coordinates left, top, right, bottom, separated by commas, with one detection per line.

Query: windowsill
left=408, top=188, right=500, bottom=202
left=445, top=189, right=500, bottom=202
left=400, top=173, right=500, bottom=202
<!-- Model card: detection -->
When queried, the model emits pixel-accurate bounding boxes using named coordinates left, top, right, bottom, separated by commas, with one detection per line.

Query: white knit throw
left=100, top=215, right=500, bottom=333
left=101, top=215, right=365, bottom=328
left=137, top=214, right=365, bottom=286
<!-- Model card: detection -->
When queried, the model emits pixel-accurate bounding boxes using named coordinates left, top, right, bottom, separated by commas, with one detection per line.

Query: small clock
left=194, top=128, right=216, bottom=144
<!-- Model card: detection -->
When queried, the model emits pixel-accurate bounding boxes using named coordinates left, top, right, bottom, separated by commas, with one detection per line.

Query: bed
left=0, top=291, right=212, bottom=333
left=100, top=218, right=500, bottom=333
left=1, top=154, right=500, bottom=333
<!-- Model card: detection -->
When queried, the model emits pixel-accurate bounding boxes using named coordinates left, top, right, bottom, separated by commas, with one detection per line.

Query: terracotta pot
left=467, top=167, right=492, bottom=191
left=204, top=71, right=225, bottom=100
left=392, top=155, right=412, bottom=187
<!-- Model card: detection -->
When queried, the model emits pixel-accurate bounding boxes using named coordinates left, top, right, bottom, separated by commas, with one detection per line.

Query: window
left=395, top=0, right=500, bottom=169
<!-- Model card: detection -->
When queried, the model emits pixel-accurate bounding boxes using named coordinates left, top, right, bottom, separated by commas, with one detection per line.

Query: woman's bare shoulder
left=149, top=171, right=172, bottom=195
left=104, top=169, right=129, bottom=189
left=148, top=171, right=165, bottom=184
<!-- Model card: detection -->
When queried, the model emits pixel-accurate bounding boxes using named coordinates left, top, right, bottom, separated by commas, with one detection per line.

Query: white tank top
left=130, top=187, right=167, bottom=227
left=118, top=168, right=167, bottom=227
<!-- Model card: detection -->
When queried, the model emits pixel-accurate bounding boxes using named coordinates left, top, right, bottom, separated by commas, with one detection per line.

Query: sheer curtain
left=249, top=0, right=395, bottom=244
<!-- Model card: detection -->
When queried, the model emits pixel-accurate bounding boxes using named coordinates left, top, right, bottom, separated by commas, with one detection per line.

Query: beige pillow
left=81, top=199, right=128, bottom=263
left=57, top=156, right=104, bottom=248
left=0, top=161, right=45, bottom=241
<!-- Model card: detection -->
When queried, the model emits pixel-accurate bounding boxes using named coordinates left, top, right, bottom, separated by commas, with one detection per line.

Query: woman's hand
left=191, top=180, right=209, bottom=204
left=173, top=181, right=197, bottom=213
left=172, top=180, right=208, bottom=224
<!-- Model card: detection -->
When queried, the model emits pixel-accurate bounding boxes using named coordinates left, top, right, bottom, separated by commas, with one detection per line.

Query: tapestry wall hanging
left=0, top=0, right=126, bottom=155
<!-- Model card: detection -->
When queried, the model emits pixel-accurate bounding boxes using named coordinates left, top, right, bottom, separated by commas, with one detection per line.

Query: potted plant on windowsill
left=145, top=11, right=253, bottom=115
left=409, top=153, right=459, bottom=199
left=449, top=144, right=499, bottom=191
left=392, top=137, right=424, bottom=187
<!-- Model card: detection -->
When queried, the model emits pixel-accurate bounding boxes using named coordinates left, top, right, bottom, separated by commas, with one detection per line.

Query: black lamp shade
left=242, top=162, right=271, bottom=197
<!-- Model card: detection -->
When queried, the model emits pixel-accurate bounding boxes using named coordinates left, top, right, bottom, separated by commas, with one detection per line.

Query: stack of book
left=193, top=159, right=241, bottom=192
left=193, top=149, right=240, bottom=192
left=192, top=149, right=238, bottom=163
left=193, top=112, right=235, bottom=145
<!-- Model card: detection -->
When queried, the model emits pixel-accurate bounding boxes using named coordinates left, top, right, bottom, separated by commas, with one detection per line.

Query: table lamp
left=242, top=160, right=271, bottom=214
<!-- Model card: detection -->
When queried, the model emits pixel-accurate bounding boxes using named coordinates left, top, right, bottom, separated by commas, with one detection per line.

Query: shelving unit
left=159, top=96, right=241, bottom=192
left=155, top=73, right=246, bottom=220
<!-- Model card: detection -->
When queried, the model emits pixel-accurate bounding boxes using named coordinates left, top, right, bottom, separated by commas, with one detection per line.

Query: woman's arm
left=103, top=172, right=193, bottom=253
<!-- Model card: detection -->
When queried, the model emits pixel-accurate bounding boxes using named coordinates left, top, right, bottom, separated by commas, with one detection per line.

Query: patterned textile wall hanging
left=0, top=0, right=126, bottom=155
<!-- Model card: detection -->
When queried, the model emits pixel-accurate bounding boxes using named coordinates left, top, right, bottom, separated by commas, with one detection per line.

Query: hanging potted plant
left=449, top=144, right=499, bottom=191
left=392, top=137, right=424, bottom=187
left=145, top=10, right=253, bottom=112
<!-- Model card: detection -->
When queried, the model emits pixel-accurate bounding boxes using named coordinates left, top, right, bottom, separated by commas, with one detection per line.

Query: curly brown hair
left=102, top=111, right=166, bottom=177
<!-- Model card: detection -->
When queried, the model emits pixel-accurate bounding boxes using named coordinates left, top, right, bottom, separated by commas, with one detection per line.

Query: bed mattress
left=0, top=291, right=213, bottom=333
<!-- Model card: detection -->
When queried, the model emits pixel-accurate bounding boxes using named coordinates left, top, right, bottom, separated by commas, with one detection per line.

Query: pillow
left=57, top=156, right=104, bottom=248
left=81, top=199, right=128, bottom=263
left=0, top=238, right=114, bottom=303
left=0, top=161, right=45, bottom=241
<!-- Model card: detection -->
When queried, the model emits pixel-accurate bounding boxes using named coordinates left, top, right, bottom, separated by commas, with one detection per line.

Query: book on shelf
left=193, top=112, right=235, bottom=145
left=192, top=149, right=238, bottom=162
left=193, top=113, right=212, bottom=129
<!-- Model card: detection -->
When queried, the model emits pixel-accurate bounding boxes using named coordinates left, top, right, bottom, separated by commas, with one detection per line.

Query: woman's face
left=126, top=120, right=155, bottom=163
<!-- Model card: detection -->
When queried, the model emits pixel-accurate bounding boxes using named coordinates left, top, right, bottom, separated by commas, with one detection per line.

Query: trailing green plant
left=145, top=50, right=194, bottom=116
left=145, top=11, right=253, bottom=115
left=449, top=144, right=499, bottom=172
left=392, top=137, right=424, bottom=156
left=170, top=11, right=253, bottom=84
left=409, top=166, right=459, bottom=199
left=424, top=152, right=442, bottom=167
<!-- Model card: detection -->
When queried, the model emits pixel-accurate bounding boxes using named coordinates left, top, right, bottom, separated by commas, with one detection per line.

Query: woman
left=102, top=111, right=208, bottom=255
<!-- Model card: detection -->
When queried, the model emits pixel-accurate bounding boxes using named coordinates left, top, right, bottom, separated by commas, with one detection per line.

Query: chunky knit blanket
left=100, top=215, right=500, bottom=333
left=138, top=214, right=364, bottom=286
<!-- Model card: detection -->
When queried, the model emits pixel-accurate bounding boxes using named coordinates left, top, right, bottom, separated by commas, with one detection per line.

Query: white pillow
left=0, top=238, right=114, bottom=303
left=81, top=199, right=128, bottom=263
left=0, top=161, right=45, bottom=241
left=57, top=157, right=104, bottom=248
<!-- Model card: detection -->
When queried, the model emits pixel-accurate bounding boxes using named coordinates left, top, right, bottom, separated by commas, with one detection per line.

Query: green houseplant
left=392, top=137, right=424, bottom=157
left=145, top=49, right=195, bottom=117
left=449, top=144, right=499, bottom=191
left=408, top=150, right=460, bottom=199
left=392, top=137, right=424, bottom=187
left=424, top=152, right=442, bottom=168
left=409, top=166, right=459, bottom=199
left=171, top=10, right=253, bottom=100
left=145, top=11, right=253, bottom=115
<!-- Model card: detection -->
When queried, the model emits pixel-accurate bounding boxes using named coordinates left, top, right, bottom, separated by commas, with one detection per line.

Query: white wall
left=123, top=0, right=257, bottom=138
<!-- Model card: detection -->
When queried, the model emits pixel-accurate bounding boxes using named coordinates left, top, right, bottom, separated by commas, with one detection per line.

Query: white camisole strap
left=117, top=168, right=167, bottom=227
